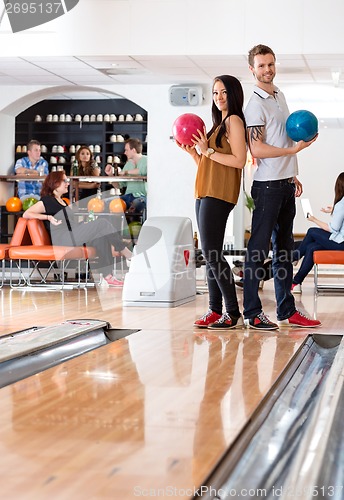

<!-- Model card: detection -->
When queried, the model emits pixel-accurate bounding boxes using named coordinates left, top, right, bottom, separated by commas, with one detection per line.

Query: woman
left=291, top=172, right=344, bottom=293
left=75, top=145, right=101, bottom=203
left=23, top=170, right=132, bottom=286
left=176, top=75, right=247, bottom=329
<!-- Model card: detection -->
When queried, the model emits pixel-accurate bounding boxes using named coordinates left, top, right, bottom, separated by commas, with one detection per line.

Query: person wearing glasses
left=23, top=171, right=131, bottom=286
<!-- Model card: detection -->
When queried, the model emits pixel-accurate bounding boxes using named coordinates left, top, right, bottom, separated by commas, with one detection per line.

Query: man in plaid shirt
left=14, top=140, right=49, bottom=199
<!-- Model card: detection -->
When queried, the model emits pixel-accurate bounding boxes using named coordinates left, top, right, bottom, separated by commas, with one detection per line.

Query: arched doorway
left=0, top=85, right=148, bottom=203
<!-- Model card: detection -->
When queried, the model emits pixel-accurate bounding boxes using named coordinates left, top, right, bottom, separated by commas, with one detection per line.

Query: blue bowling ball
left=286, top=110, right=318, bottom=142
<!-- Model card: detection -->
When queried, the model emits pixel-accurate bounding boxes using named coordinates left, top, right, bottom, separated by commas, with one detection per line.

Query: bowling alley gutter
left=195, top=334, right=344, bottom=500
left=0, top=320, right=139, bottom=388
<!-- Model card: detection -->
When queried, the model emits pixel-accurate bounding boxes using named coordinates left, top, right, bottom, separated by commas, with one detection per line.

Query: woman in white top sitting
left=292, top=171, right=344, bottom=293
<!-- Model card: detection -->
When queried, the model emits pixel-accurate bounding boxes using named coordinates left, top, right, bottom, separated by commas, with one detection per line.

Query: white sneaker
left=97, top=274, right=109, bottom=288
left=232, top=265, right=243, bottom=277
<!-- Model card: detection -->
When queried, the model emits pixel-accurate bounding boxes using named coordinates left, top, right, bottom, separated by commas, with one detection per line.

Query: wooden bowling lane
left=0, top=327, right=306, bottom=499
left=1, top=277, right=343, bottom=338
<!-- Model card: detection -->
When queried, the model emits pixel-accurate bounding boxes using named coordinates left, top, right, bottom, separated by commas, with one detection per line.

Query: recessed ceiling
left=0, top=53, right=343, bottom=88
left=1, top=53, right=344, bottom=128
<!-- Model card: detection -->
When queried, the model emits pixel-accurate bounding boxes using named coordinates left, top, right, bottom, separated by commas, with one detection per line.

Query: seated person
left=23, top=170, right=132, bottom=287
left=291, top=171, right=344, bottom=293
left=14, top=139, right=49, bottom=200
left=105, top=138, right=147, bottom=213
left=75, top=146, right=101, bottom=206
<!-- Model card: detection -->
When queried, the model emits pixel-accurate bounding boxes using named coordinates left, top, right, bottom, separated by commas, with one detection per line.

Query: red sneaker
left=278, top=310, right=321, bottom=328
left=194, top=310, right=221, bottom=328
left=291, top=283, right=302, bottom=294
left=105, top=276, right=124, bottom=287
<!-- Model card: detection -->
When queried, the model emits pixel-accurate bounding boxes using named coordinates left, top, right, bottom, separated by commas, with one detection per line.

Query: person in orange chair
left=291, top=171, right=344, bottom=294
left=23, top=171, right=132, bottom=287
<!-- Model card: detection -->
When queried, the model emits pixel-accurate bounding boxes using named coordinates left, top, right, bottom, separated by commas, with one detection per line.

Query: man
left=105, top=138, right=147, bottom=213
left=243, top=44, right=321, bottom=330
left=14, top=139, right=49, bottom=200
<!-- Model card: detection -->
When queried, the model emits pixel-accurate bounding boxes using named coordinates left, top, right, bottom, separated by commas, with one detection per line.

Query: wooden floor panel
left=1, top=277, right=343, bottom=335
left=0, top=279, right=342, bottom=498
left=0, top=328, right=305, bottom=498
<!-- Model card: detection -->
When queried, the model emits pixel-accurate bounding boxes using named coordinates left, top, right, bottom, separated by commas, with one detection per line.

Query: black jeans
left=196, top=196, right=240, bottom=317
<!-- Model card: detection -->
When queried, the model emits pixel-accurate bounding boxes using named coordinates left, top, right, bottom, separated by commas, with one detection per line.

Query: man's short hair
left=248, top=44, right=276, bottom=67
left=125, top=138, right=143, bottom=154
left=27, top=139, right=41, bottom=151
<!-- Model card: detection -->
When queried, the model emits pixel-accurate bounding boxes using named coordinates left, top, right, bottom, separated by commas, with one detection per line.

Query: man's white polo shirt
left=244, top=85, right=298, bottom=181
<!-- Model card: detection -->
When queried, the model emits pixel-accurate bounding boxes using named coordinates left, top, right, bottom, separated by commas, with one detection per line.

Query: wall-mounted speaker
left=169, top=85, right=203, bottom=106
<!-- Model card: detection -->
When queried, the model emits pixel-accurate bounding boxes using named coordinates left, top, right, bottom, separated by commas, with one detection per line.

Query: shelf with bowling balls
left=1, top=197, right=40, bottom=242
left=5, top=196, right=40, bottom=212
left=1, top=199, right=23, bottom=243
left=85, top=196, right=143, bottom=241
left=87, top=197, right=126, bottom=213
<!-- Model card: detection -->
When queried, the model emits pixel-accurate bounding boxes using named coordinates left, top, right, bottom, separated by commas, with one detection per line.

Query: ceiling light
left=100, top=68, right=149, bottom=76
left=331, top=70, right=341, bottom=87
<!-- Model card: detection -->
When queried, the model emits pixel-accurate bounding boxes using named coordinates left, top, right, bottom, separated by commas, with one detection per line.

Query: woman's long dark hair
left=208, top=75, right=246, bottom=148
left=76, top=146, right=97, bottom=176
left=333, top=171, right=344, bottom=212
left=41, top=170, right=66, bottom=197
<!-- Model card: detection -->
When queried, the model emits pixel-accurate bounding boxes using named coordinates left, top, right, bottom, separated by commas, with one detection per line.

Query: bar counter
left=0, top=175, right=147, bottom=201
left=0, top=174, right=147, bottom=183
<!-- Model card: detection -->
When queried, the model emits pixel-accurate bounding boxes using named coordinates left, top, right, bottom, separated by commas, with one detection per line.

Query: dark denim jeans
left=121, top=193, right=146, bottom=213
left=196, top=197, right=240, bottom=317
left=243, top=179, right=297, bottom=321
left=293, top=227, right=344, bottom=284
